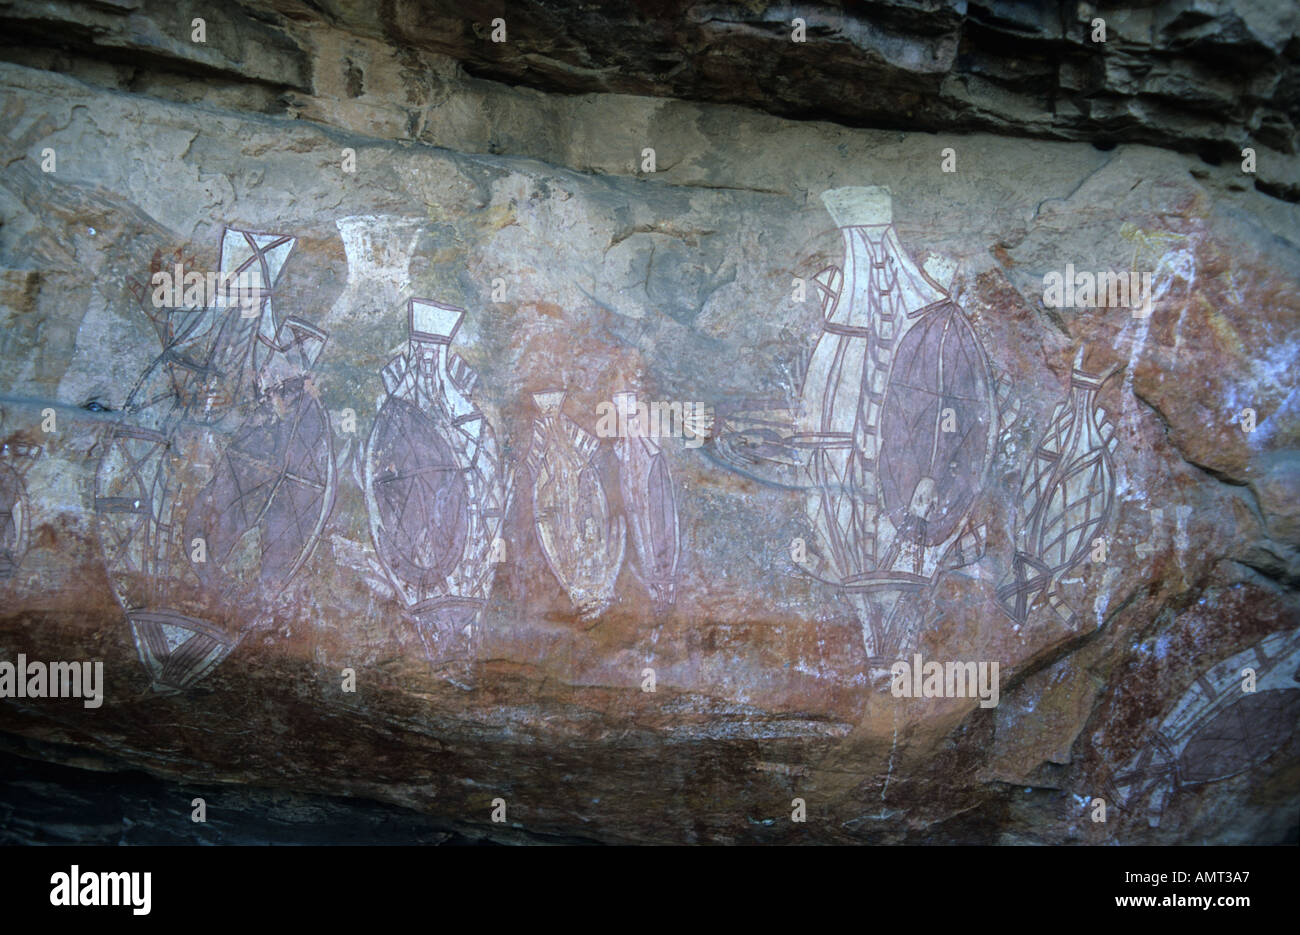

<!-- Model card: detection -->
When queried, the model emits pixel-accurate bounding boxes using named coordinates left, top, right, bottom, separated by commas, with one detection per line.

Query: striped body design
left=527, top=391, right=625, bottom=620
left=94, top=229, right=334, bottom=693
left=794, top=188, right=1016, bottom=660
left=613, top=392, right=679, bottom=614
left=1107, top=629, right=1300, bottom=827
left=364, top=299, right=511, bottom=668
left=997, top=367, right=1117, bottom=626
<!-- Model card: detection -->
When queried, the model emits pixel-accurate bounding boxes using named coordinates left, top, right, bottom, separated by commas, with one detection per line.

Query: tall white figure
left=364, top=299, right=512, bottom=675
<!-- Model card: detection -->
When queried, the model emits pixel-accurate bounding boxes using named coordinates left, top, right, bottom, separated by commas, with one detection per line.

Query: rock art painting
left=526, top=390, right=625, bottom=620
left=363, top=299, right=512, bottom=671
left=0, top=407, right=39, bottom=581
left=5, top=0, right=1300, bottom=850
left=612, top=391, right=680, bottom=614
left=997, top=362, right=1118, bottom=627
left=716, top=186, right=1019, bottom=666
left=1106, top=628, right=1300, bottom=827
left=331, top=215, right=426, bottom=327
left=93, top=228, right=335, bottom=694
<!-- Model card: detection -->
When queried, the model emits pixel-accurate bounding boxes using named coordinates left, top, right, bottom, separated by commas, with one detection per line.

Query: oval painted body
left=644, top=453, right=677, bottom=580
left=877, top=304, right=994, bottom=545
left=368, top=396, right=471, bottom=595
left=0, top=461, right=27, bottom=577
left=185, top=376, right=335, bottom=592
left=1179, top=688, right=1300, bottom=785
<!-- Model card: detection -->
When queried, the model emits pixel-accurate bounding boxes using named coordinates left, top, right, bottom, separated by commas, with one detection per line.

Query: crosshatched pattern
left=363, top=299, right=512, bottom=670
left=1178, top=690, right=1300, bottom=784
left=2, top=7, right=1298, bottom=848
left=792, top=187, right=1015, bottom=662
left=185, top=373, right=336, bottom=592
left=93, top=228, right=334, bottom=693
left=997, top=366, right=1117, bottom=627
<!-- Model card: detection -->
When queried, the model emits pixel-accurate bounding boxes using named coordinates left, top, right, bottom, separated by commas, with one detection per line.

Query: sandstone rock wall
left=0, top=0, right=1296, bottom=844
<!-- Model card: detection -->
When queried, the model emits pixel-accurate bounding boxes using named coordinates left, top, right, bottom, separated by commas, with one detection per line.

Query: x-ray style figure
left=612, top=391, right=680, bottom=614
left=0, top=406, right=40, bottom=581
left=526, top=390, right=625, bottom=620
left=95, top=229, right=335, bottom=693
left=997, top=360, right=1118, bottom=626
left=792, top=187, right=1016, bottom=662
left=1106, top=629, right=1300, bottom=827
left=364, top=299, right=512, bottom=672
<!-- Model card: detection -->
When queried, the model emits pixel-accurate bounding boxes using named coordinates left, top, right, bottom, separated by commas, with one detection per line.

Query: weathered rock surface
left=3, top=0, right=1300, bottom=198
left=0, top=1, right=1296, bottom=844
left=0, top=734, right=557, bottom=845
